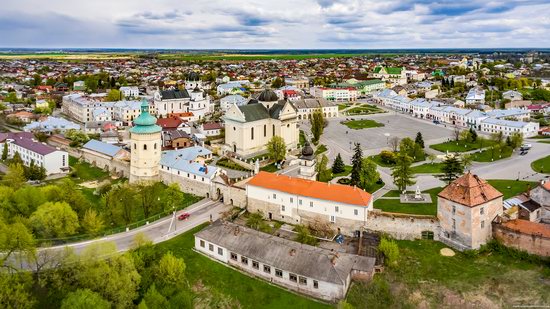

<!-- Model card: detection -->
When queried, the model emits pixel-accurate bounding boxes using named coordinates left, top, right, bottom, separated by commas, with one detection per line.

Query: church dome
left=130, top=99, right=161, bottom=134
left=301, top=141, right=314, bottom=159
left=187, top=72, right=200, bottom=81
left=257, top=89, right=279, bottom=102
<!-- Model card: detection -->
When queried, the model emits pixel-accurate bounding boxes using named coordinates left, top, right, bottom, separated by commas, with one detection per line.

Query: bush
left=378, top=237, right=399, bottom=267
left=379, top=150, right=396, bottom=165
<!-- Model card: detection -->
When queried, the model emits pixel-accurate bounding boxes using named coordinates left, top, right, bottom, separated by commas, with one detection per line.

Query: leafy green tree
left=30, top=202, right=79, bottom=238
left=0, top=272, right=36, bottom=308
left=65, top=129, right=90, bottom=147
left=61, top=289, right=111, bottom=309
left=510, top=132, right=523, bottom=150
left=1, top=143, right=7, bottom=161
left=11, top=151, right=23, bottom=165
left=442, top=154, right=464, bottom=183
left=105, top=183, right=137, bottom=226
left=26, top=160, right=46, bottom=181
left=11, top=185, right=46, bottom=217
left=461, top=154, right=473, bottom=171
left=139, top=285, right=169, bottom=309
left=105, top=89, right=122, bottom=101
left=414, top=132, right=424, bottom=148
left=378, top=237, right=399, bottom=267
left=428, top=153, right=437, bottom=164
left=295, top=225, right=318, bottom=246
left=271, top=77, right=284, bottom=88
left=310, top=109, right=325, bottom=144
left=81, top=209, right=105, bottom=235
left=155, top=252, right=186, bottom=289
left=0, top=220, right=36, bottom=269
left=379, top=150, right=396, bottom=165
left=138, top=182, right=164, bottom=218
left=161, top=183, right=184, bottom=212
left=315, top=154, right=331, bottom=181
left=2, top=164, right=26, bottom=188
left=469, top=127, right=478, bottom=142
left=360, top=158, right=380, bottom=190
left=391, top=152, right=415, bottom=191
left=245, top=211, right=264, bottom=230
left=266, top=135, right=286, bottom=162
left=331, top=153, right=346, bottom=174
left=350, top=143, right=363, bottom=187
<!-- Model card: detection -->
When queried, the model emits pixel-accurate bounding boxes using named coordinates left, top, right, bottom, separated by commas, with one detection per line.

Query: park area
left=531, top=155, right=550, bottom=174
left=341, top=119, right=385, bottom=130
left=430, top=138, right=496, bottom=153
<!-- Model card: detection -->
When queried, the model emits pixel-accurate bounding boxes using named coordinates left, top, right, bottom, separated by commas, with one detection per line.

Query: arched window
left=134, top=143, right=136, bottom=150
left=144, top=144, right=147, bottom=150
left=154, top=143, right=157, bottom=150
left=272, top=124, right=275, bottom=136
left=263, top=124, right=266, bottom=137
left=251, top=127, right=254, bottom=140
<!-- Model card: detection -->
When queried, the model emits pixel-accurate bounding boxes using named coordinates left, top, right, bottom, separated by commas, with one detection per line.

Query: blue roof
left=160, top=147, right=217, bottom=178
left=83, top=139, right=122, bottom=157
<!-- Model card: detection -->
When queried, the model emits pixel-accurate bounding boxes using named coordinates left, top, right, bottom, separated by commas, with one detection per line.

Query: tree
left=360, top=158, right=380, bottom=190
left=155, top=252, right=186, bottom=289
left=414, top=132, right=425, bottom=148
left=65, top=129, right=90, bottom=147
left=491, top=131, right=504, bottom=145
left=271, top=77, right=285, bottom=88
left=331, top=153, right=346, bottom=174
left=82, top=209, right=105, bottom=235
left=1, top=143, right=7, bottom=161
left=461, top=154, right=473, bottom=171
left=30, top=201, right=80, bottom=238
left=2, top=164, right=26, bottom=188
left=137, top=182, right=164, bottom=219
left=388, top=137, right=400, bottom=152
left=379, top=150, right=396, bottom=165
left=315, top=154, right=331, bottom=181
left=0, top=272, right=36, bottom=308
left=295, top=225, right=317, bottom=246
left=161, top=183, right=184, bottom=213
left=10, top=151, right=23, bottom=165
left=246, top=211, right=264, bottom=230
left=310, top=109, right=325, bottom=144
left=510, top=132, right=524, bottom=150
left=470, top=127, right=478, bottom=142
left=350, top=143, right=363, bottom=187
left=378, top=237, right=399, bottom=267
left=26, top=160, right=46, bottom=181
left=391, top=152, right=415, bottom=191
left=0, top=220, right=36, bottom=269
left=139, top=285, right=168, bottom=309
left=428, top=153, right=437, bottom=164
left=105, top=183, right=137, bottom=226
left=105, top=89, right=122, bottom=101
left=441, top=154, right=464, bottom=183
left=10, top=185, right=46, bottom=217
left=61, top=289, right=111, bottom=309
left=453, top=125, right=461, bottom=141
left=266, top=136, right=286, bottom=162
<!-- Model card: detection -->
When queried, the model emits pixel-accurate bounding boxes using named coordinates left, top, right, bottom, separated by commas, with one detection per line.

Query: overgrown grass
left=347, top=239, right=550, bottom=308
left=341, top=119, right=385, bottom=130
left=216, top=158, right=252, bottom=172
left=155, top=224, right=330, bottom=309
left=531, top=155, right=550, bottom=174
left=429, top=138, right=496, bottom=153
left=373, top=187, right=443, bottom=216
left=68, top=156, right=110, bottom=182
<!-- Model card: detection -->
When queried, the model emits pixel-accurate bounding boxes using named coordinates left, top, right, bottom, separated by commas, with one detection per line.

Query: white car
left=520, top=143, right=532, bottom=150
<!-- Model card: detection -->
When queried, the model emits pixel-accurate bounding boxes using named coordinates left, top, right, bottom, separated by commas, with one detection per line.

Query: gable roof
left=438, top=173, right=503, bottom=207
left=238, top=104, right=270, bottom=122
left=195, top=221, right=375, bottom=285
left=12, top=137, right=57, bottom=156
left=247, top=171, right=372, bottom=207
left=82, top=139, right=122, bottom=157
left=160, top=89, right=190, bottom=100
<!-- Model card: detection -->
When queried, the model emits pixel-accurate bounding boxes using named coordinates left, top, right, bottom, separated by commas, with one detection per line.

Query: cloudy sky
left=1, top=0, right=549, bottom=49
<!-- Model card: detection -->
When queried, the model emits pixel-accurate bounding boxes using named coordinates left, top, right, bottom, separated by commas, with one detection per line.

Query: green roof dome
left=130, top=99, right=161, bottom=134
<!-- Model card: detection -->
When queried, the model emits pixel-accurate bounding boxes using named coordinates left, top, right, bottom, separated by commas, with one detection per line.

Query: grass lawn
left=338, top=104, right=349, bottom=111
left=537, top=140, right=550, bottom=144
left=216, top=158, right=252, bottom=172
left=156, top=224, right=330, bottom=309
left=314, top=144, right=327, bottom=155
left=68, top=156, right=110, bottom=182
left=318, top=165, right=352, bottom=182
left=347, top=239, right=550, bottom=308
left=341, top=119, right=385, bottom=130
left=299, top=130, right=307, bottom=146
left=486, top=179, right=537, bottom=199
left=370, top=153, right=425, bottom=167
left=531, top=155, right=550, bottom=174
left=346, top=104, right=385, bottom=115
left=373, top=187, right=443, bottom=216
left=429, top=138, right=495, bottom=153
left=260, top=163, right=278, bottom=173
left=470, top=145, right=513, bottom=162
left=410, top=162, right=445, bottom=174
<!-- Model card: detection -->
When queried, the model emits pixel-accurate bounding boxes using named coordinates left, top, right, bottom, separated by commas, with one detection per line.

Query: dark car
left=433, top=120, right=440, bottom=124
left=178, top=213, right=191, bottom=220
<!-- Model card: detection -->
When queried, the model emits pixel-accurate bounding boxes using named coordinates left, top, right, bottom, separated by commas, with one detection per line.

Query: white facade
left=119, top=86, right=139, bottom=98
left=465, top=88, right=486, bottom=105
left=480, top=118, right=540, bottom=137
left=311, top=87, right=358, bottom=102
left=6, top=138, right=68, bottom=175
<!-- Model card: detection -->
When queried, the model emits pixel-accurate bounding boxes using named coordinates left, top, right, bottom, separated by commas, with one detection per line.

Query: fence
left=35, top=198, right=201, bottom=247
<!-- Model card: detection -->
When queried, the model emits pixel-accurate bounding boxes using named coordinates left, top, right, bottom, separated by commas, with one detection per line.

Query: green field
left=410, top=162, right=445, bottom=174
left=347, top=239, right=550, bottom=308
left=430, top=139, right=496, bottom=153
left=531, top=155, right=550, bottom=174
left=0, top=53, right=135, bottom=60
left=315, top=144, right=328, bottom=155
left=345, top=104, right=386, bottom=115
left=373, top=187, right=443, bottom=216
left=486, top=179, right=537, bottom=199
left=158, top=53, right=370, bottom=61
left=341, top=119, right=385, bottom=130
left=470, top=145, right=513, bottom=162
left=216, top=158, right=252, bottom=172
left=156, top=224, right=330, bottom=309
left=69, top=156, right=110, bottom=182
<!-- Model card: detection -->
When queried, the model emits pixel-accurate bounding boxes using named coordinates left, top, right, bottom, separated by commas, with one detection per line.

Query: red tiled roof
left=202, top=122, right=223, bottom=130
left=502, top=219, right=550, bottom=238
left=438, top=173, right=503, bottom=207
left=542, top=181, right=550, bottom=191
left=247, top=171, right=372, bottom=207
left=156, top=116, right=182, bottom=128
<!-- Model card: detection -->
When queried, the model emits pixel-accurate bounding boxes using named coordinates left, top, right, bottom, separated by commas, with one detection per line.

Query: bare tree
left=389, top=136, right=400, bottom=152
left=453, top=125, right=461, bottom=141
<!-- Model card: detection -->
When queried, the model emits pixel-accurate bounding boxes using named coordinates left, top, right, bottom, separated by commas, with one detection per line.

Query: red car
left=178, top=213, right=191, bottom=220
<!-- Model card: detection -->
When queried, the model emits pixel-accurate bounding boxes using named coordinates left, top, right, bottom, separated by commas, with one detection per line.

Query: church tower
left=129, top=99, right=162, bottom=183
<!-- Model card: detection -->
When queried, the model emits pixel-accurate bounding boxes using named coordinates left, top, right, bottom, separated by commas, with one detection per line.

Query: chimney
left=234, top=226, right=240, bottom=236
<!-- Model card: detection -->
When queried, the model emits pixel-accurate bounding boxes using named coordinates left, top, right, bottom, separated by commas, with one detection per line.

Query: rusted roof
left=438, top=173, right=502, bottom=207
left=501, top=219, right=550, bottom=238
left=247, top=171, right=372, bottom=207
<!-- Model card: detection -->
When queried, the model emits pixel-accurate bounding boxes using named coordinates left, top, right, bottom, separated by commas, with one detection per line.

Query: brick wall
left=492, top=223, right=550, bottom=257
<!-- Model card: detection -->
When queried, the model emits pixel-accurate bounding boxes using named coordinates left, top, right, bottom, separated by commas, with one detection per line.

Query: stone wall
left=493, top=222, right=550, bottom=257
left=365, top=210, right=440, bottom=240
left=213, top=181, right=247, bottom=208
left=159, top=170, right=210, bottom=197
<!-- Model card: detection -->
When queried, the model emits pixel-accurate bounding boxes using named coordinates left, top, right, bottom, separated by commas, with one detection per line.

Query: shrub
left=379, top=150, right=396, bottom=164
left=378, top=237, right=399, bottom=267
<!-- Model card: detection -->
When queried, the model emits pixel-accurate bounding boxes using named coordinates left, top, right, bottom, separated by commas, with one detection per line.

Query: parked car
left=520, top=143, right=532, bottom=150
left=433, top=120, right=440, bottom=124
left=178, top=213, right=191, bottom=220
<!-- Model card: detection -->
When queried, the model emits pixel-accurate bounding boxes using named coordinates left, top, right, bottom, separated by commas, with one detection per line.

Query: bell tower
left=129, top=99, right=162, bottom=183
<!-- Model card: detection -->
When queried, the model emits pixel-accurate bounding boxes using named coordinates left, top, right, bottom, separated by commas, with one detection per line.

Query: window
left=230, top=252, right=237, bottom=261
left=200, top=240, right=205, bottom=248
left=480, top=207, right=484, bottom=215
left=481, top=220, right=485, bottom=229
left=252, top=261, right=259, bottom=269
left=290, top=197, right=293, bottom=203
left=452, top=219, right=456, bottom=231
left=299, top=199, right=302, bottom=205
left=264, top=124, right=266, bottom=137
left=134, top=143, right=136, bottom=150
left=330, top=215, right=335, bottom=223
left=143, top=144, right=147, bottom=150
left=335, top=206, right=339, bottom=212
left=272, top=124, right=275, bottom=136
left=209, top=244, right=214, bottom=251
left=263, top=265, right=271, bottom=273
left=241, top=256, right=248, bottom=265
left=289, top=273, right=297, bottom=282
left=452, top=205, right=456, bottom=214
left=275, top=269, right=283, bottom=278
left=273, top=193, right=277, bottom=199
left=154, top=143, right=157, bottom=150
left=310, top=201, right=313, bottom=207
left=354, top=209, right=358, bottom=216
left=281, top=205, right=285, bottom=212
left=251, top=127, right=254, bottom=140
left=299, top=276, right=307, bottom=285
left=218, top=248, right=223, bottom=255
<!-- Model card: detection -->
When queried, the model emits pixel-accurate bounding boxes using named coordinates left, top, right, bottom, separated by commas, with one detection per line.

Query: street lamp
left=384, top=133, right=390, bottom=145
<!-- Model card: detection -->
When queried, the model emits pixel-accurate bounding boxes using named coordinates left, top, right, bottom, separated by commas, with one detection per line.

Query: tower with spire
left=129, top=99, right=162, bottom=183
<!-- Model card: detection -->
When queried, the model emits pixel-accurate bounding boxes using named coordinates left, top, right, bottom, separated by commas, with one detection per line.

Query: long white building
left=4, top=134, right=68, bottom=175
left=480, top=118, right=539, bottom=137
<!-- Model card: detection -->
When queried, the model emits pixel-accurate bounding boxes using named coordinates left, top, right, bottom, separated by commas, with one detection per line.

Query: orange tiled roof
left=502, top=219, right=550, bottom=238
left=542, top=181, right=550, bottom=191
left=438, top=172, right=503, bottom=207
left=247, top=171, right=372, bottom=207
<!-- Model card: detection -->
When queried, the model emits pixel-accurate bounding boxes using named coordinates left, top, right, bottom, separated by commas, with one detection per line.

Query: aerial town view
left=1, top=1, right=550, bottom=308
